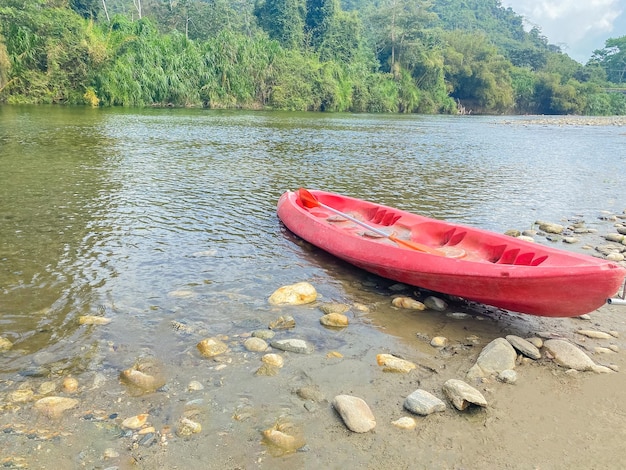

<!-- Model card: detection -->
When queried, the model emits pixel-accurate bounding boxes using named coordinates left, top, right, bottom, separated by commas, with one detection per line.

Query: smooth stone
left=604, top=233, right=625, bottom=243
left=270, top=338, right=313, bottom=354
left=261, top=353, right=284, bottom=368
left=525, top=337, right=543, bottom=349
left=392, top=417, right=417, bottom=430
left=0, top=337, right=13, bottom=351
left=243, top=337, right=269, bottom=352
left=392, top=296, right=426, bottom=310
left=121, top=413, right=149, bottom=430
left=424, top=296, right=448, bottom=311
left=176, top=417, right=202, bottom=437
left=319, top=302, right=350, bottom=314
left=562, top=237, right=579, bottom=244
left=255, top=363, right=280, bottom=376
left=252, top=329, right=275, bottom=340
left=187, top=380, right=204, bottom=391
left=320, top=312, right=349, bottom=327
left=430, top=336, right=449, bottom=348
left=403, top=389, right=446, bottom=416
left=606, top=253, right=624, bottom=261
left=442, top=379, right=487, bottom=410
left=296, top=386, right=325, bottom=402
left=34, top=396, right=79, bottom=418
left=577, top=330, right=613, bottom=340
left=505, top=335, right=541, bottom=359
left=197, top=337, right=229, bottom=358
left=538, top=222, right=564, bottom=234
left=269, top=315, right=296, bottom=330
left=467, top=338, right=517, bottom=379
left=543, top=339, right=596, bottom=371
left=376, top=353, right=416, bottom=373
left=332, top=395, right=376, bottom=433
left=268, top=282, right=317, bottom=305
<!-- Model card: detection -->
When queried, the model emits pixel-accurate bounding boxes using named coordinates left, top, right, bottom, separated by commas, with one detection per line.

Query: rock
left=176, top=417, right=202, bottom=437
left=34, top=396, right=79, bottom=419
left=78, top=315, right=111, bottom=325
left=442, top=379, right=487, bottom=410
left=262, top=423, right=305, bottom=452
left=296, top=386, right=325, bottom=402
left=319, top=302, right=350, bottom=314
left=332, top=395, right=376, bottom=433
left=122, top=413, right=149, bottom=430
left=543, top=339, right=596, bottom=371
left=120, top=366, right=166, bottom=392
left=197, top=337, right=229, bottom=358
left=505, top=335, right=541, bottom=360
left=576, top=330, right=613, bottom=340
left=252, top=330, right=275, bottom=340
left=562, top=237, right=579, bottom=244
left=62, top=377, right=79, bottom=393
left=497, top=369, right=518, bottom=384
left=424, top=296, right=448, bottom=311
left=467, top=338, right=517, bottom=379
left=392, top=296, right=426, bottom=310
left=430, top=336, right=449, bottom=348
left=538, top=222, right=564, bottom=234
left=268, top=315, right=296, bottom=330
left=376, top=353, right=416, bottom=373
left=403, top=389, right=446, bottom=416
left=187, top=380, right=204, bottom=391
left=243, top=337, right=269, bottom=352
left=255, top=363, right=280, bottom=376
left=320, top=312, right=349, bottom=328
left=0, top=337, right=14, bottom=351
left=392, top=417, right=417, bottom=430
left=605, top=233, right=625, bottom=243
left=270, top=338, right=314, bottom=354
left=268, top=282, right=317, bottom=305
left=261, top=353, right=284, bottom=368
left=606, top=253, right=624, bottom=262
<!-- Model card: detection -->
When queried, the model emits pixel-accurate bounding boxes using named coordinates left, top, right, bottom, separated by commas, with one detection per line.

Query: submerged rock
left=270, top=338, right=313, bottom=354
left=268, top=282, right=317, bottom=305
left=197, top=337, right=229, bottom=358
left=34, top=396, right=79, bottom=419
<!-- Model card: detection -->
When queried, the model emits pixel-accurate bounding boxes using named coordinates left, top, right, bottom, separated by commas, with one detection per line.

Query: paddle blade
left=298, top=188, right=320, bottom=208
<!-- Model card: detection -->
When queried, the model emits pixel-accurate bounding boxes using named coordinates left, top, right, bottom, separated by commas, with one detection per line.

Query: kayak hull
left=277, top=189, right=626, bottom=317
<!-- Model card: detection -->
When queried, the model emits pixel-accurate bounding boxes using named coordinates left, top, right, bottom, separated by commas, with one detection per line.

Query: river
left=0, top=105, right=625, bottom=468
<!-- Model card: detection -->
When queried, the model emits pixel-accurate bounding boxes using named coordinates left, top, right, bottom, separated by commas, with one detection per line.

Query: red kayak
left=277, top=189, right=626, bottom=317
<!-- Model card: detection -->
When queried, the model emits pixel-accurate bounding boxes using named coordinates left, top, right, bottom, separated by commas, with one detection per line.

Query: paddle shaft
left=307, top=196, right=442, bottom=254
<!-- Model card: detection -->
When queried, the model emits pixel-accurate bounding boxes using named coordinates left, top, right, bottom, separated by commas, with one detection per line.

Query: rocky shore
left=1, top=209, right=625, bottom=469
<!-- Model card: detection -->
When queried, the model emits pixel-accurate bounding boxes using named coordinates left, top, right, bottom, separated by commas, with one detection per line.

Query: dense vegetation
left=1, top=0, right=625, bottom=114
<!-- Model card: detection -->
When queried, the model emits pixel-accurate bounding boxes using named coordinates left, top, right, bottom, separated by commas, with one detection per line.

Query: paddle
left=297, top=188, right=465, bottom=258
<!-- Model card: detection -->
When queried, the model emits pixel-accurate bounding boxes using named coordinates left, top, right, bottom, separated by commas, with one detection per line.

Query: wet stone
left=269, top=315, right=296, bottom=330
left=403, top=389, right=446, bottom=416
left=332, top=395, right=376, bottom=433
left=442, top=379, right=487, bottom=411
left=506, top=335, right=541, bottom=360
left=270, top=338, right=313, bottom=354
left=243, top=337, right=269, bottom=352
left=268, top=282, right=317, bottom=305
left=252, top=329, right=275, bottom=340
left=424, top=296, right=448, bottom=311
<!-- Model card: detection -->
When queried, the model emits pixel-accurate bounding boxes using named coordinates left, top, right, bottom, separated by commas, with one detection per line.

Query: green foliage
left=0, top=0, right=624, bottom=114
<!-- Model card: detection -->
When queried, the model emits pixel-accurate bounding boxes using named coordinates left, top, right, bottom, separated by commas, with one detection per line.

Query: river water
left=0, top=105, right=625, bottom=467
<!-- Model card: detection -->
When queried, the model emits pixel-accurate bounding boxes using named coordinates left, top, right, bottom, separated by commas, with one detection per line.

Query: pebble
left=320, top=312, right=349, bottom=327
left=187, top=380, right=204, bottom=391
left=403, top=389, right=446, bottom=415
left=505, top=335, right=541, bottom=360
left=197, top=337, right=229, bottom=358
left=543, top=339, right=596, bottom=371
left=243, top=337, right=269, bottom=352
left=537, top=222, right=564, bottom=234
left=467, top=338, right=517, bottom=379
left=576, top=330, right=613, bottom=340
left=262, top=423, right=305, bottom=452
left=268, top=282, right=317, bottom=305
left=392, top=417, right=417, bottom=430
left=0, top=336, right=13, bottom=351
left=121, top=413, right=149, bottom=430
left=391, top=296, right=426, bottom=310
left=376, top=353, right=416, bottom=373
left=270, top=338, right=314, bottom=354
left=430, top=336, right=449, bottom=348
left=296, top=386, right=325, bottom=402
left=62, top=377, right=79, bottom=393
left=332, top=395, right=376, bottom=433
left=442, top=379, right=487, bottom=410
left=34, top=396, right=79, bottom=418
left=268, top=315, right=296, bottom=330
left=261, top=353, right=284, bottom=368
left=497, top=369, right=518, bottom=384
left=176, top=417, right=202, bottom=437
left=424, top=296, right=448, bottom=311
left=319, top=302, right=350, bottom=314
left=252, top=329, right=275, bottom=340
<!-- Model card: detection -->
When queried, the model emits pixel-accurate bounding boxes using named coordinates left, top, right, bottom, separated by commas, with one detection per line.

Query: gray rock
left=543, top=339, right=596, bottom=371
left=497, top=369, right=518, bottom=384
left=403, top=389, right=446, bottom=416
left=538, top=222, right=564, bottom=234
left=442, top=379, right=487, bottom=410
left=424, top=296, right=448, bottom=311
left=332, top=395, right=376, bottom=433
left=467, top=337, right=517, bottom=379
left=270, top=338, right=313, bottom=354
left=506, top=335, right=541, bottom=360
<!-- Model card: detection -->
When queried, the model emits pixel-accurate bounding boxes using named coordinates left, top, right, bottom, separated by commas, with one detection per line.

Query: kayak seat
left=364, top=208, right=402, bottom=227
left=487, top=245, right=548, bottom=265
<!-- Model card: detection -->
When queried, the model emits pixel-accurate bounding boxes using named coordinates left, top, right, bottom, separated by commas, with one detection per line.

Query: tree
left=590, top=36, right=626, bottom=84
left=255, top=0, right=305, bottom=50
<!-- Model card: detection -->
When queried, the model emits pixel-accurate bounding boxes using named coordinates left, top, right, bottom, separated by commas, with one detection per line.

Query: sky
left=501, top=0, right=626, bottom=63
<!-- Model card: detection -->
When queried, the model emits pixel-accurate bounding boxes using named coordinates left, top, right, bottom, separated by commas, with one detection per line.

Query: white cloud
left=501, top=0, right=624, bottom=62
